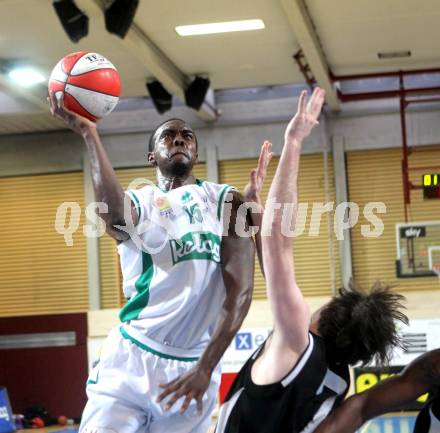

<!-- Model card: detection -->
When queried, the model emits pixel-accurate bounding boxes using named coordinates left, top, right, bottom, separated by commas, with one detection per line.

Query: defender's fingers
left=298, top=90, right=307, bottom=114
left=258, top=142, right=273, bottom=176
left=309, top=88, right=325, bottom=118
left=306, top=87, right=320, bottom=113
left=257, top=141, right=268, bottom=170
left=262, top=147, right=273, bottom=169
left=250, top=169, right=258, bottom=186
left=262, top=141, right=273, bottom=159
left=259, top=141, right=269, bottom=158
left=265, top=141, right=273, bottom=153
left=264, top=142, right=274, bottom=167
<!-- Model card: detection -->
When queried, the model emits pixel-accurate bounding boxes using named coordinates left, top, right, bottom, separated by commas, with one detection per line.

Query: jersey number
left=184, top=203, right=203, bottom=224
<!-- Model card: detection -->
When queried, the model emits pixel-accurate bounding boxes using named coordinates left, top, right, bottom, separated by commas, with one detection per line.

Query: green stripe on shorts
left=119, top=327, right=200, bottom=362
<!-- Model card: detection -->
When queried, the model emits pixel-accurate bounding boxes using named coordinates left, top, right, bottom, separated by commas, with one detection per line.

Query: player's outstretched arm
left=156, top=191, right=255, bottom=415
left=261, top=88, right=325, bottom=354
left=313, top=349, right=440, bottom=433
left=48, top=92, right=137, bottom=241
left=243, top=140, right=274, bottom=276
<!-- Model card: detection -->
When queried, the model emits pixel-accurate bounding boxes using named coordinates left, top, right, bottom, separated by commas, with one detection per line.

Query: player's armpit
left=106, top=196, right=139, bottom=241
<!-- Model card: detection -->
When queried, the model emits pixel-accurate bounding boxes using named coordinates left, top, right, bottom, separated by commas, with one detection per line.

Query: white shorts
left=80, top=325, right=221, bottom=433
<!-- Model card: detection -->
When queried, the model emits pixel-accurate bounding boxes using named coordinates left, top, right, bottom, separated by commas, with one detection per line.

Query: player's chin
left=168, top=159, right=195, bottom=177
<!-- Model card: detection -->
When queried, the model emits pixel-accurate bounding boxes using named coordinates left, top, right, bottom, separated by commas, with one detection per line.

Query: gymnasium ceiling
left=0, top=0, right=439, bottom=135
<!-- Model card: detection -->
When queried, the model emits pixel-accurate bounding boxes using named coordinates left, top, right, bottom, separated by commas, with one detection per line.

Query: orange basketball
left=48, top=51, right=121, bottom=122
left=57, top=415, right=68, bottom=426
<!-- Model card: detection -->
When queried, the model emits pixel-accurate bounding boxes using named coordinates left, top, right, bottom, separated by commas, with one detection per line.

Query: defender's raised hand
left=284, top=87, right=325, bottom=143
left=243, top=140, right=274, bottom=208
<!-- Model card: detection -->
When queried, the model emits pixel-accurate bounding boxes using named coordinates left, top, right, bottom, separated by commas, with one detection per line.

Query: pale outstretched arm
left=262, top=88, right=325, bottom=352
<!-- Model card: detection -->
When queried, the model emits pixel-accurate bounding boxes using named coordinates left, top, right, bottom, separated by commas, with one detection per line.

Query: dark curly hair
left=148, top=118, right=198, bottom=153
left=318, top=281, right=408, bottom=366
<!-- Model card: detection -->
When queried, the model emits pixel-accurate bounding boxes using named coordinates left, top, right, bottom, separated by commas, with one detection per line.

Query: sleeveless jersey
left=414, top=390, right=440, bottom=433
left=117, top=179, right=234, bottom=350
left=216, top=333, right=350, bottom=433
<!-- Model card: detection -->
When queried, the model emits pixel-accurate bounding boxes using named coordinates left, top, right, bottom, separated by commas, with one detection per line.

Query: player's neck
left=156, top=171, right=196, bottom=191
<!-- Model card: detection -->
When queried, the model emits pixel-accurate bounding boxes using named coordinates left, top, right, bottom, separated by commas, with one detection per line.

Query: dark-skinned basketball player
left=313, top=348, right=440, bottom=433
left=215, top=88, right=408, bottom=433
left=48, top=92, right=255, bottom=433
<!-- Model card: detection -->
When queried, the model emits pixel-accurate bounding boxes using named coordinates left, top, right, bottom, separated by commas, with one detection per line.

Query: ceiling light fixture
left=8, top=68, right=46, bottom=87
left=377, top=50, right=411, bottom=59
left=175, top=19, right=265, bottom=36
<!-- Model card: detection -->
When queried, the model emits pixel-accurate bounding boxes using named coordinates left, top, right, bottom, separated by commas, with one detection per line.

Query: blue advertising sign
left=0, top=387, right=15, bottom=433
left=357, top=415, right=416, bottom=433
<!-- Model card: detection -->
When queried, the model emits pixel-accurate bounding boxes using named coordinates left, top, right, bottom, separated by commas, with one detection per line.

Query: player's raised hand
left=157, top=365, right=211, bottom=416
left=284, top=87, right=325, bottom=143
left=47, top=91, right=96, bottom=136
left=243, top=140, right=274, bottom=208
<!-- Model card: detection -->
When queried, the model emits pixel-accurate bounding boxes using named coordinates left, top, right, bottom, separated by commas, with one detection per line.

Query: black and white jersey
left=216, top=332, right=350, bottom=433
left=414, top=390, right=440, bottom=433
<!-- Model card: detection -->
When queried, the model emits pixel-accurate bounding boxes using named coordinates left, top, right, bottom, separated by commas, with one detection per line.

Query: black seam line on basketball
left=63, top=54, right=84, bottom=94
left=69, top=68, right=116, bottom=78
left=66, top=83, right=119, bottom=98
left=67, top=92, right=96, bottom=119
left=66, top=52, right=93, bottom=92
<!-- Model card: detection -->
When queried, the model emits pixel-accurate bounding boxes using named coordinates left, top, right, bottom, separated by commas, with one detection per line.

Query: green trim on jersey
left=217, top=185, right=232, bottom=221
left=119, top=251, right=154, bottom=322
left=86, top=368, right=99, bottom=385
left=155, top=179, right=204, bottom=194
left=128, top=190, right=142, bottom=221
left=119, top=327, right=199, bottom=362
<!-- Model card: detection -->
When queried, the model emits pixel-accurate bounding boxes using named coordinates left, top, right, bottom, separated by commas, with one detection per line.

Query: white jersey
left=117, top=179, right=234, bottom=351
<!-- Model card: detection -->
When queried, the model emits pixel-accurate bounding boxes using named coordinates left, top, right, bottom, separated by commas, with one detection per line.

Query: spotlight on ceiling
left=185, top=76, right=210, bottom=111
left=105, top=0, right=139, bottom=39
left=52, top=0, right=89, bottom=43
left=146, top=80, right=173, bottom=114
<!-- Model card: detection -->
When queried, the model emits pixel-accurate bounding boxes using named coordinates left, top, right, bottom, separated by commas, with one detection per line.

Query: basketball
left=57, top=415, right=67, bottom=426
left=48, top=51, right=121, bottom=122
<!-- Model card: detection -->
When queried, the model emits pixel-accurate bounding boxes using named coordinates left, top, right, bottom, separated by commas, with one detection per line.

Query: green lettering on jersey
left=183, top=203, right=203, bottom=224
left=170, top=232, right=221, bottom=264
